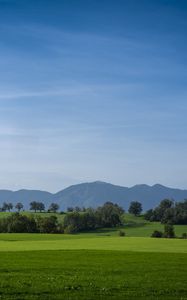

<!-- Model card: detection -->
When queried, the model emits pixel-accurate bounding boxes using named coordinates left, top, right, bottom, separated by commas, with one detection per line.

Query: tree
left=174, top=200, right=187, bottom=224
left=160, top=199, right=174, bottom=210
left=38, top=202, right=45, bottom=212
left=2, top=202, right=13, bottom=212
left=95, top=202, right=124, bottom=228
left=164, top=224, right=175, bottom=238
left=48, top=203, right=59, bottom=213
left=30, top=201, right=38, bottom=212
left=161, top=207, right=175, bottom=224
left=2, top=202, right=9, bottom=212
left=30, top=201, right=45, bottom=212
left=158, top=199, right=174, bottom=222
left=144, top=209, right=153, bottom=220
left=128, top=201, right=142, bottom=216
left=37, top=216, right=58, bottom=233
left=63, top=212, right=83, bottom=232
left=15, top=202, right=24, bottom=212
left=7, top=203, right=13, bottom=212
left=67, top=207, right=74, bottom=212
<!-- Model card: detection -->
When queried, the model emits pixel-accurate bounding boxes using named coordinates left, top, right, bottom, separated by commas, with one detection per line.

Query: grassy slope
left=0, top=250, right=186, bottom=300
left=0, top=234, right=186, bottom=253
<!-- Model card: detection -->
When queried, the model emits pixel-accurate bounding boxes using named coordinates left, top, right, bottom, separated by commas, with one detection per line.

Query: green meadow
left=0, top=213, right=187, bottom=299
left=0, top=250, right=186, bottom=300
left=0, top=234, right=187, bottom=253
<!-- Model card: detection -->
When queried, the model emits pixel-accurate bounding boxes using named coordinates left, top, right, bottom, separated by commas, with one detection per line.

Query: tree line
left=144, top=199, right=187, bottom=224
left=0, top=202, right=124, bottom=234
left=0, top=214, right=61, bottom=233
left=0, top=198, right=187, bottom=235
left=0, top=200, right=142, bottom=215
left=0, top=202, right=60, bottom=213
left=63, top=202, right=124, bottom=233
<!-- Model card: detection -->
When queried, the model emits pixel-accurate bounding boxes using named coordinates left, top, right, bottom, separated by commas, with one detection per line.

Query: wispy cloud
left=0, top=86, right=94, bottom=99
left=0, top=81, right=145, bottom=100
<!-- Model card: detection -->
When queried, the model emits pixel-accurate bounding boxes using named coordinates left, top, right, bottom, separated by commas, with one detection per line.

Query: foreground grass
left=0, top=233, right=186, bottom=299
left=0, top=234, right=186, bottom=253
left=0, top=250, right=186, bottom=300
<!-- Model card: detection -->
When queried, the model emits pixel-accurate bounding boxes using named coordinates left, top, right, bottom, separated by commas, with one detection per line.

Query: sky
left=0, top=0, right=187, bottom=192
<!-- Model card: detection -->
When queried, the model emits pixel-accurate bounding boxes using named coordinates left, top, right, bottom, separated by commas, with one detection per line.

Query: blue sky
left=0, top=0, right=187, bottom=191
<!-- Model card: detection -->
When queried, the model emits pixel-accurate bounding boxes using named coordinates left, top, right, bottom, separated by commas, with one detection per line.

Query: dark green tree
left=37, top=216, right=58, bottom=233
left=128, top=201, right=142, bottom=216
left=67, top=207, right=74, bottom=212
left=15, top=202, right=24, bottom=212
left=96, top=202, right=124, bottom=227
left=2, top=202, right=9, bottom=212
left=144, top=209, right=153, bottom=220
left=49, top=203, right=59, bottom=213
left=30, top=201, right=38, bottom=212
left=2, top=202, right=13, bottom=212
left=164, top=224, right=175, bottom=238
left=38, top=202, right=45, bottom=212
left=161, top=207, right=175, bottom=224
left=7, top=203, right=13, bottom=212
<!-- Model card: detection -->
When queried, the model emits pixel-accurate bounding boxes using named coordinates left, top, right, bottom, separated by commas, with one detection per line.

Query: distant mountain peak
left=92, top=181, right=110, bottom=185
left=133, top=184, right=150, bottom=188
left=152, top=183, right=166, bottom=188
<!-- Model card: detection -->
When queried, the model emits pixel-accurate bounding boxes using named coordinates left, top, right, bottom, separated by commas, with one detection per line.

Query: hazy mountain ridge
left=0, top=181, right=187, bottom=211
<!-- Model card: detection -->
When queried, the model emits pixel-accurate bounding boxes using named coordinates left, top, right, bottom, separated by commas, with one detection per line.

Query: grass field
left=0, top=249, right=186, bottom=300
left=0, top=234, right=187, bottom=253
left=0, top=213, right=187, bottom=299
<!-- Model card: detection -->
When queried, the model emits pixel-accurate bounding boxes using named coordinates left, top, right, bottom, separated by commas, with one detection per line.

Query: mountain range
left=0, top=181, right=187, bottom=211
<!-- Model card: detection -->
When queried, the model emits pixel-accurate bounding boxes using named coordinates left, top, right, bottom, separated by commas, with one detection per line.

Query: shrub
left=151, top=230, right=163, bottom=238
left=119, top=230, right=125, bottom=237
left=181, top=233, right=187, bottom=239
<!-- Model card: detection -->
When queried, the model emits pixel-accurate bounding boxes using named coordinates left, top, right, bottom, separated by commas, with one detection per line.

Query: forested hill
left=0, top=181, right=187, bottom=211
